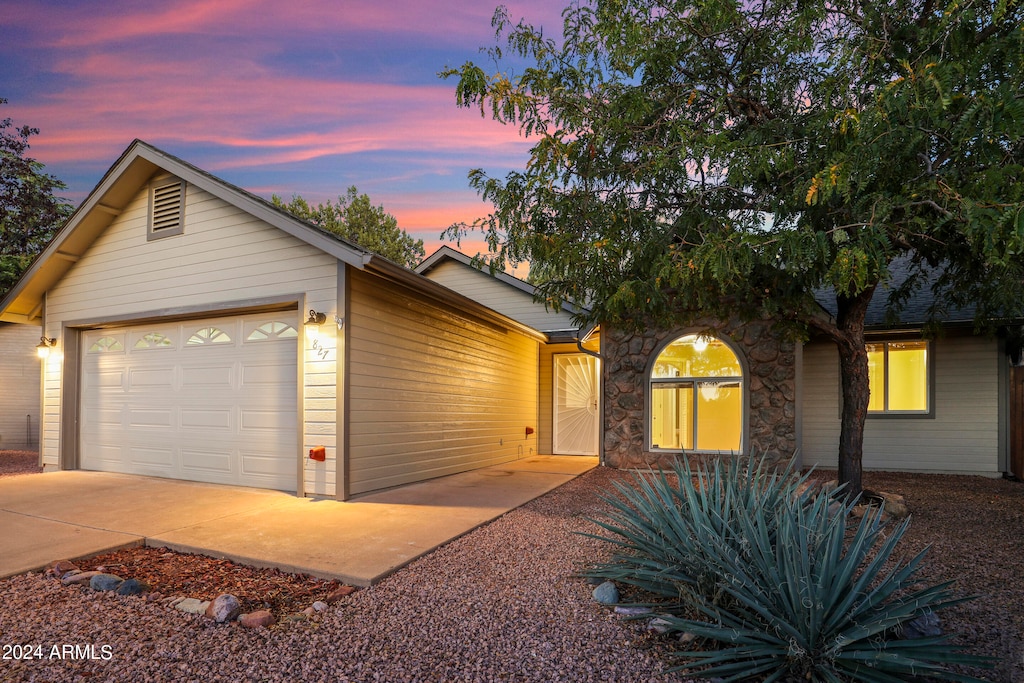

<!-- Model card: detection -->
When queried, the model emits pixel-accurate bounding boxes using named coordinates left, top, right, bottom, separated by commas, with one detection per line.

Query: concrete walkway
left=0, top=455, right=597, bottom=586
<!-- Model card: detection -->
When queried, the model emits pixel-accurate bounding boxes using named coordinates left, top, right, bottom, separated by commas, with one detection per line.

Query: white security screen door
left=553, top=353, right=600, bottom=455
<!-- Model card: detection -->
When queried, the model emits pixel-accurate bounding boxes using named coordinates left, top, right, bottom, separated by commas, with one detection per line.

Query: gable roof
left=0, top=140, right=373, bottom=324
left=0, top=141, right=547, bottom=342
left=417, top=246, right=537, bottom=297
left=416, top=245, right=587, bottom=337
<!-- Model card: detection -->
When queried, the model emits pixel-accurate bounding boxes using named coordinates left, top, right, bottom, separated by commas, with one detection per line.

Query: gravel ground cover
left=0, top=451, right=40, bottom=478
left=1, top=451, right=1022, bottom=682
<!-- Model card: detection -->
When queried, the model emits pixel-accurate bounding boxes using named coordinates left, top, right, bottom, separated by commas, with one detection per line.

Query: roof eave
left=0, top=140, right=373, bottom=323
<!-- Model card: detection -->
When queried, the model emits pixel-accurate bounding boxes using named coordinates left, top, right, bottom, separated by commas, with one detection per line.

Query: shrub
left=584, top=455, right=992, bottom=682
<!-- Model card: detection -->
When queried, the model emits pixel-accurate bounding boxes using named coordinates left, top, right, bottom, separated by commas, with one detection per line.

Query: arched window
left=649, top=333, right=744, bottom=453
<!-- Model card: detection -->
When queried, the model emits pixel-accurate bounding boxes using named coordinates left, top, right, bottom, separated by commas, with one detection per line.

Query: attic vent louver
left=148, top=179, right=185, bottom=240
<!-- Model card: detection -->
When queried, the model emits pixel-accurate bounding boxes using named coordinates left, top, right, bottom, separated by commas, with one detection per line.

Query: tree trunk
left=833, top=286, right=876, bottom=500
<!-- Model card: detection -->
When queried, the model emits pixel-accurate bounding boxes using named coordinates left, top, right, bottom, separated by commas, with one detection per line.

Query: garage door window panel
left=132, top=332, right=175, bottom=350
left=186, top=327, right=232, bottom=346
left=88, top=335, right=125, bottom=353
left=245, top=321, right=298, bottom=342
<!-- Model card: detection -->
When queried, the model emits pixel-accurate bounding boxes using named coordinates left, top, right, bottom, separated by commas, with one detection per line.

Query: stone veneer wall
left=602, top=319, right=798, bottom=469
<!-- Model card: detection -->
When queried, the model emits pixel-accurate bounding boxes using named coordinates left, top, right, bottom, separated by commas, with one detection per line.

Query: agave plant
left=583, top=455, right=992, bottom=682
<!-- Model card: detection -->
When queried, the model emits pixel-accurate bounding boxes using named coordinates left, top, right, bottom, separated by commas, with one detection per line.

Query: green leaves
left=584, top=455, right=992, bottom=681
left=442, top=0, right=1024, bottom=333
left=272, top=187, right=424, bottom=269
left=0, top=98, right=72, bottom=297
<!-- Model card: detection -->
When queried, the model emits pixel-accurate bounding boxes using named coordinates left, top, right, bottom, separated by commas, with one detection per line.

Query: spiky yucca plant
left=584, top=456, right=992, bottom=682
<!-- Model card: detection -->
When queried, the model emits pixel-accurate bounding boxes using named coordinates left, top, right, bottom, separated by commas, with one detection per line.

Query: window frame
left=646, top=332, right=746, bottom=454
left=865, top=337, right=935, bottom=419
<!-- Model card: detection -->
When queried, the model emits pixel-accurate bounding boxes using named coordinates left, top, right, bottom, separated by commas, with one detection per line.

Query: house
left=0, top=140, right=566, bottom=499
left=801, top=269, right=1021, bottom=477
left=1, top=140, right=1016, bottom=498
left=0, top=322, right=42, bottom=450
left=416, top=246, right=601, bottom=457
left=422, top=251, right=1022, bottom=480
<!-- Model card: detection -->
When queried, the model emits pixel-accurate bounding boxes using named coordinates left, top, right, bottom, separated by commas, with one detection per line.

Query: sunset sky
left=0, top=0, right=565, bottom=259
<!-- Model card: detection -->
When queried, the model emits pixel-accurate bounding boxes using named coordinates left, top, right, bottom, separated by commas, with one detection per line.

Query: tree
left=1, top=98, right=72, bottom=296
left=444, top=0, right=1024, bottom=497
left=272, top=187, right=425, bottom=269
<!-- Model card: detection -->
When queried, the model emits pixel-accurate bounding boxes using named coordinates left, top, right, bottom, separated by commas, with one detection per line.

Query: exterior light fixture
left=304, top=309, right=326, bottom=326
left=36, top=336, right=57, bottom=359
left=334, top=315, right=345, bottom=330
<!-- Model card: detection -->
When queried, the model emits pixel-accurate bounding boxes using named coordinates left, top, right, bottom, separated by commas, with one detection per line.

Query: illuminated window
left=867, top=341, right=929, bottom=413
left=649, top=334, right=743, bottom=452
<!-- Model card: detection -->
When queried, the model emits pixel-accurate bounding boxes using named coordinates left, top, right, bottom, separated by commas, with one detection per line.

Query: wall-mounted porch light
left=304, top=309, right=327, bottom=327
left=36, top=336, right=57, bottom=359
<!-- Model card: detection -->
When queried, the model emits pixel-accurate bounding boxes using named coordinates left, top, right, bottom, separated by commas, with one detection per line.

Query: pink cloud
left=9, top=0, right=562, bottom=50
left=18, top=45, right=532, bottom=172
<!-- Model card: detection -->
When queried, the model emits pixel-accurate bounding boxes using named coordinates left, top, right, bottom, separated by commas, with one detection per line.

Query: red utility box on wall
left=309, top=446, right=326, bottom=461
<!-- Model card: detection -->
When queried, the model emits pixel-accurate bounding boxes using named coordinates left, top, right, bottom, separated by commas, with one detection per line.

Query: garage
left=80, top=313, right=299, bottom=490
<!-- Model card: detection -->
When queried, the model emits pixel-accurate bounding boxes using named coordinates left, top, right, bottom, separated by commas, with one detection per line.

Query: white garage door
left=80, top=313, right=299, bottom=491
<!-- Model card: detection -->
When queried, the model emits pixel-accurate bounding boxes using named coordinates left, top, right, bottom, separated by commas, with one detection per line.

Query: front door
left=553, top=353, right=600, bottom=455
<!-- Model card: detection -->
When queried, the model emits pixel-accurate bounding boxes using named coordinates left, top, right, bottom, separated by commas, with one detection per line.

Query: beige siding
left=42, top=179, right=340, bottom=495
left=801, top=335, right=1000, bottom=474
left=347, top=270, right=540, bottom=496
left=0, top=323, right=42, bottom=450
left=424, top=260, right=577, bottom=332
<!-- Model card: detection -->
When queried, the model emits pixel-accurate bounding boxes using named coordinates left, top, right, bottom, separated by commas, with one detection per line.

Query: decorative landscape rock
left=116, top=578, right=145, bottom=596
left=89, top=573, right=124, bottom=592
left=174, top=598, right=211, bottom=615
left=902, top=612, right=942, bottom=639
left=323, top=585, right=356, bottom=604
left=43, top=551, right=354, bottom=630
left=874, top=490, right=910, bottom=519
left=205, top=594, right=242, bottom=623
left=62, top=570, right=101, bottom=586
left=613, top=606, right=653, bottom=616
left=592, top=581, right=619, bottom=605
left=647, top=617, right=673, bottom=634
left=240, top=610, right=276, bottom=628
left=51, top=560, right=79, bottom=576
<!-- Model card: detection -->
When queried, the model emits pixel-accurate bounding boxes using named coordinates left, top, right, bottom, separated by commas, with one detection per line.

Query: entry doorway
left=552, top=353, right=600, bottom=455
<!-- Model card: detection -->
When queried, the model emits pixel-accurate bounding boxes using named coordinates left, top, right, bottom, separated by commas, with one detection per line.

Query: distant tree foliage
left=0, top=98, right=72, bottom=297
left=444, top=0, right=1024, bottom=496
left=272, top=187, right=425, bottom=269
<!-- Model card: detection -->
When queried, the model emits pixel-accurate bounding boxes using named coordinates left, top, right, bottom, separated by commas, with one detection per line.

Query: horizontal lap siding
left=42, top=182, right=339, bottom=494
left=0, top=324, right=41, bottom=450
left=347, top=270, right=539, bottom=495
left=801, top=336, right=1000, bottom=474
left=424, top=260, right=577, bottom=332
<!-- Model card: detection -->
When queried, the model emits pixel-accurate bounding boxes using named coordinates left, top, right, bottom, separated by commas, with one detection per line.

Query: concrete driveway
left=0, top=455, right=597, bottom=586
